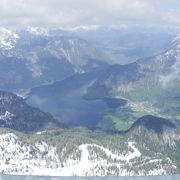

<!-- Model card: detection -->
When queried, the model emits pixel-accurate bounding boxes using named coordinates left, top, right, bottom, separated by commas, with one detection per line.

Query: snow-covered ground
left=0, top=133, right=171, bottom=176
left=58, top=142, right=141, bottom=176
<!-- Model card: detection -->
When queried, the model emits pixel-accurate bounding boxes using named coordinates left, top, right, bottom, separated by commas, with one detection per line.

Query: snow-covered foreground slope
left=0, top=132, right=175, bottom=176
left=57, top=142, right=141, bottom=176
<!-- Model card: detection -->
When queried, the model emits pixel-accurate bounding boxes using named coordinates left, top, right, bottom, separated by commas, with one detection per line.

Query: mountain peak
left=0, top=27, right=19, bottom=50
left=26, top=26, right=49, bottom=36
left=129, top=115, right=177, bottom=134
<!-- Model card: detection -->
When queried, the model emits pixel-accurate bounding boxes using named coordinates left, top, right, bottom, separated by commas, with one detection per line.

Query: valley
left=0, top=0, right=180, bottom=178
left=0, top=26, right=179, bottom=177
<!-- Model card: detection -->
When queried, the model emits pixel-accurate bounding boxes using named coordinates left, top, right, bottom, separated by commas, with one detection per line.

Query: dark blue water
left=0, top=175, right=179, bottom=180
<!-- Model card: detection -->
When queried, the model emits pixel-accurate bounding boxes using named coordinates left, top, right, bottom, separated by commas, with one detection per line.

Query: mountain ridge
left=0, top=90, right=65, bottom=132
left=0, top=27, right=108, bottom=91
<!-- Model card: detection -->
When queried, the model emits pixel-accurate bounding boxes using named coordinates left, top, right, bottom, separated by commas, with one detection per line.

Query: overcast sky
left=0, top=0, right=180, bottom=29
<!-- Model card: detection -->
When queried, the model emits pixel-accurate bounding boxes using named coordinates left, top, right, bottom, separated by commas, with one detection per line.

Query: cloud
left=0, top=0, right=180, bottom=28
left=160, top=54, right=180, bottom=87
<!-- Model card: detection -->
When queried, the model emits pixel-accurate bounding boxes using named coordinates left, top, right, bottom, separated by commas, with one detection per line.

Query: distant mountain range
left=84, top=38, right=180, bottom=126
left=72, top=26, right=176, bottom=64
left=27, top=32, right=180, bottom=131
left=86, top=39, right=180, bottom=98
left=0, top=27, right=107, bottom=91
left=0, top=27, right=179, bottom=176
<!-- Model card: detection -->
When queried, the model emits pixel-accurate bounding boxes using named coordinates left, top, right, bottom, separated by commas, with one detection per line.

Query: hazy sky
left=0, top=0, right=180, bottom=28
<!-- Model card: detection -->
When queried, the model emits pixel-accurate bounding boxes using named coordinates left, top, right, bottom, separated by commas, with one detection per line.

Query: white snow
left=58, top=142, right=141, bottom=176
left=0, top=133, right=172, bottom=176
left=82, top=142, right=141, bottom=162
left=0, top=134, right=141, bottom=176
left=27, top=27, right=49, bottom=36
left=26, top=52, right=43, bottom=78
left=172, top=33, right=180, bottom=44
left=66, top=25, right=100, bottom=32
left=0, top=111, right=15, bottom=126
left=0, top=133, right=61, bottom=175
left=0, top=28, right=19, bottom=50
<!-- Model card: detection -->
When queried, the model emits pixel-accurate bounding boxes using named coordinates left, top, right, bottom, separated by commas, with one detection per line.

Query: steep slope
left=0, top=27, right=107, bottom=91
left=126, top=115, right=180, bottom=145
left=84, top=62, right=142, bottom=99
left=128, top=115, right=177, bottom=134
left=0, top=117, right=179, bottom=176
left=0, top=91, right=62, bottom=132
left=86, top=41, right=180, bottom=99
left=84, top=39, right=180, bottom=130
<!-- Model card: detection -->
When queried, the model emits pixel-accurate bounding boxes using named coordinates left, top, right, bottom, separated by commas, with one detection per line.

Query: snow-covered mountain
left=0, top=27, right=107, bottom=91
left=0, top=133, right=141, bottom=176
left=26, top=27, right=49, bottom=36
left=0, top=28, right=19, bottom=50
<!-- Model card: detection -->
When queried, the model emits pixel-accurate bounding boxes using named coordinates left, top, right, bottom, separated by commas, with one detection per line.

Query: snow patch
left=0, top=111, right=15, bottom=126
left=27, top=27, right=49, bottom=36
left=67, top=25, right=100, bottom=32
left=0, top=133, right=171, bottom=176
left=0, top=28, right=19, bottom=50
